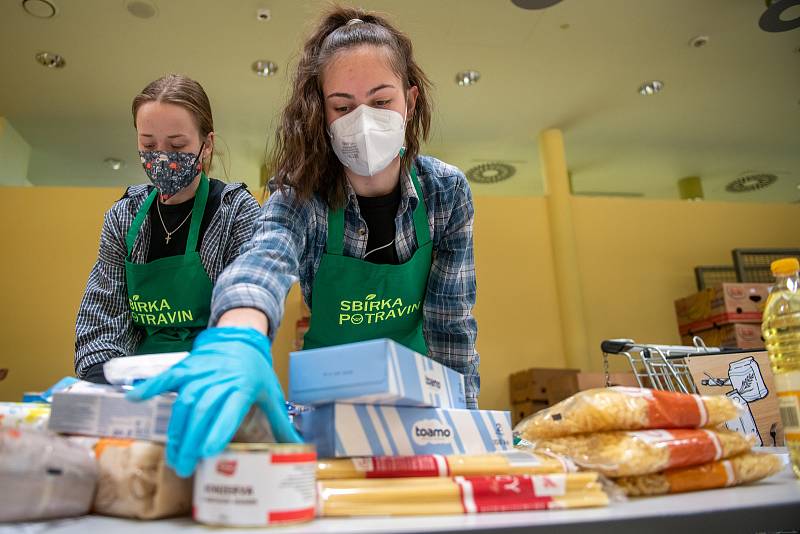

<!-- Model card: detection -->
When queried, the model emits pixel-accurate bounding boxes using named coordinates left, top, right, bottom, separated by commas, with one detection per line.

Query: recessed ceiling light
left=759, top=0, right=800, bottom=32
left=252, top=60, right=278, bottom=77
left=35, top=51, right=65, bottom=69
left=256, top=8, right=271, bottom=21
left=512, top=0, right=563, bottom=9
left=104, top=158, right=125, bottom=171
left=22, top=0, right=57, bottom=18
left=689, top=35, right=710, bottom=48
left=455, top=70, right=480, bottom=87
left=125, top=0, right=158, bottom=19
left=638, top=80, right=663, bottom=96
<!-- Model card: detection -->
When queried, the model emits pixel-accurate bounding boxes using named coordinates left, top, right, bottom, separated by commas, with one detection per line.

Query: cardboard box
left=296, top=403, right=512, bottom=457
left=294, top=317, right=310, bottom=351
left=681, top=323, right=765, bottom=350
left=546, top=372, right=642, bottom=406
left=289, top=339, right=466, bottom=409
left=48, top=381, right=275, bottom=443
left=686, top=350, right=783, bottom=447
left=674, top=283, right=769, bottom=335
left=508, top=368, right=579, bottom=404
left=511, top=401, right=548, bottom=426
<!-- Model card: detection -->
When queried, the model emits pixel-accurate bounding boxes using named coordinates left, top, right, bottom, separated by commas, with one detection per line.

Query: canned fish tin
left=193, top=443, right=316, bottom=527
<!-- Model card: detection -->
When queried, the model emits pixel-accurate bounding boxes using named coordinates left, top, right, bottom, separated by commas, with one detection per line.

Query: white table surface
left=3, top=467, right=798, bottom=534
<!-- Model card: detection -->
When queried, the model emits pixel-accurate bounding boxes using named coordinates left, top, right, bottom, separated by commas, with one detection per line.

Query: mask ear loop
left=194, top=141, right=207, bottom=173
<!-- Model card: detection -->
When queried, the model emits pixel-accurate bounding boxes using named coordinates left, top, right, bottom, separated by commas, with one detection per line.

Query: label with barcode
left=778, top=393, right=800, bottom=433
left=775, top=371, right=800, bottom=438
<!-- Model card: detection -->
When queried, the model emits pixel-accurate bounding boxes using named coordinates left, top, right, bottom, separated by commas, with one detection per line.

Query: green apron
left=125, top=174, right=213, bottom=354
left=303, top=167, right=432, bottom=354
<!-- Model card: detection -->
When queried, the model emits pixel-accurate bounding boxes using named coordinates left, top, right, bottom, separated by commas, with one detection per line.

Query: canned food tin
left=193, top=443, right=316, bottom=527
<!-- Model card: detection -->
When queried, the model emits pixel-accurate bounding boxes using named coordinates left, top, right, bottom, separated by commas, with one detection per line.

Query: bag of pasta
left=516, top=387, right=740, bottom=440
left=614, top=452, right=783, bottom=496
left=535, top=428, right=753, bottom=477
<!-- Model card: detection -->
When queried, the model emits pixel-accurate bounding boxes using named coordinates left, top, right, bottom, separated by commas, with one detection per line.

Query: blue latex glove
left=126, top=326, right=302, bottom=477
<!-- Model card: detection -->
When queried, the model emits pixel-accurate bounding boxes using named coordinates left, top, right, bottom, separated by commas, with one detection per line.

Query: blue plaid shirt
left=211, top=156, right=480, bottom=407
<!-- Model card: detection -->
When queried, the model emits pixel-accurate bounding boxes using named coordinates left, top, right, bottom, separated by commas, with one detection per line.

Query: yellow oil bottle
left=762, top=258, right=800, bottom=477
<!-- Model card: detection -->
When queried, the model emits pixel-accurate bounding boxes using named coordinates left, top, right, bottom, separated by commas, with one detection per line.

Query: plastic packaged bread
left=90, top=438, right=192, bottom=519
left=614, top=452, right=783, bottom=496
left=516, top=387, right=740, bottom=440
left=317, top=451, right=571, bottom=480
left=535, top=428, right=753, bottom=477
left=317, top=473, right=608, bottom=516
left=0, top=428, right=97, bottom=522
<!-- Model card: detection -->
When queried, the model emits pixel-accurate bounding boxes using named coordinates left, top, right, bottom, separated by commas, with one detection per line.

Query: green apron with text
left=125, top=174, right=213, bottom=354
left=303, top=167, right=432, bottom=354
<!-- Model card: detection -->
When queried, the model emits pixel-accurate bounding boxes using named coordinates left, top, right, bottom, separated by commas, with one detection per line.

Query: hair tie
left=346, top=18, right=364, bottom=25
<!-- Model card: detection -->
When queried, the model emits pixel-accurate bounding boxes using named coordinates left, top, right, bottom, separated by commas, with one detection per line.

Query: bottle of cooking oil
left=762, top=258, right=800, bottom=478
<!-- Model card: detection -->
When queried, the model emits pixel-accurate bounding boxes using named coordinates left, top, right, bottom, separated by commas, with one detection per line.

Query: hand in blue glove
left=126, top=326, right=302, bottom=477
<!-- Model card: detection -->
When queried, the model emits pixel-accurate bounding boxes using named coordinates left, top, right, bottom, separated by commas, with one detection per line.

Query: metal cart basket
left=600, top=338, right=738, bottom=394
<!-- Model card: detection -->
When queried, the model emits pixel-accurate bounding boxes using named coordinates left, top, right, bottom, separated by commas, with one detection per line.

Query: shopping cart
left=600, top=338, right=779, bottom=446
left=600, top=338, right=734, bottom=394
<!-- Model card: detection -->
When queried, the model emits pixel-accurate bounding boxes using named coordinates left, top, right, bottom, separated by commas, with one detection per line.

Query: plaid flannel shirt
left=74, top=181, right=261, bottom=377
left=210, top=156, right=480, bottom=407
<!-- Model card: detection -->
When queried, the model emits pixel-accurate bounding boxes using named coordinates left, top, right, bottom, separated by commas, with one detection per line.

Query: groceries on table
left=0, top=339, right=789, bottom=526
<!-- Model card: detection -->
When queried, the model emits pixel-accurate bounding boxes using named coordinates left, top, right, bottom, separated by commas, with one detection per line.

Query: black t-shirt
left=147, top=178, right=225, bottom=261
left=356, top=183, right=401, bottom=265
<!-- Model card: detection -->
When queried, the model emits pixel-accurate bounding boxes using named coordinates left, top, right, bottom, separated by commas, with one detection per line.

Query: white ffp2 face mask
left=328, top=104, right=406, bottom=176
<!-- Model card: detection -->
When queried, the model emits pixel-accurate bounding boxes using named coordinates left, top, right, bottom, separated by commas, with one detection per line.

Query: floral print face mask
left=139, top=143, right=204, bottom=197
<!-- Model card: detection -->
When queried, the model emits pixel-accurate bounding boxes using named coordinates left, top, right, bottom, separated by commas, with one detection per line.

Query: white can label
left=194, top=450, right=316, bottom=527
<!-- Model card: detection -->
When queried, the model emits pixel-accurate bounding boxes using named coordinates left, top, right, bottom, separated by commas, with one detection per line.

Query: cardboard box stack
left=674, top=283, right=769, bottom=349
left=509, top=368, right=576, bottom=426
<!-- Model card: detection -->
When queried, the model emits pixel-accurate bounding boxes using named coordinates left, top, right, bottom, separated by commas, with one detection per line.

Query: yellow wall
left=571, top=197, right=800, bottom=369
left=1, top=187, right=799, bottom=412
left=472, top=197, right=564, bottom=409
left=0, top=187, right=120, bottom=399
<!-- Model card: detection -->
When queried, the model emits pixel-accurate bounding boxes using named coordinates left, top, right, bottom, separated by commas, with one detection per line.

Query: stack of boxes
left=674, top=283, right=770, bottom=350
left=290, top=339, right=512, bottom=457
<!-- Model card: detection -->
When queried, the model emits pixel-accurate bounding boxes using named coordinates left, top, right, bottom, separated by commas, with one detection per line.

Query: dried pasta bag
left=535, top=428, right=753, bottom=477
left=317, top=450, right=570, bottom=480
left=614, top=452, right=783, bottom=496
left=0, top=428, right=97, bottom=522
left=516, top=387, right=740, bottom=440
left=317, top=473, right=608, bottom=516
left=91, top=439, right=192, bottom=519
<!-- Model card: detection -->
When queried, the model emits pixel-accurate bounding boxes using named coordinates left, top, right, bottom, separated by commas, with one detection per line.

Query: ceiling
left=0, top=0, right=798, bottom=201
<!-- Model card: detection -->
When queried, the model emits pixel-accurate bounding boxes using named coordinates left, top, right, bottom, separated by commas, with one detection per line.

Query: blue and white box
left=295, top=403, right=512, bottom=458
left=289, top=339, right=466, bottom=409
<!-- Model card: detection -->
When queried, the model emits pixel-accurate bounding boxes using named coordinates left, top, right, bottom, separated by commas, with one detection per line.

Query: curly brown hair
left=271, top=5, right=432, bottom=208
